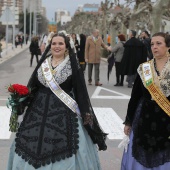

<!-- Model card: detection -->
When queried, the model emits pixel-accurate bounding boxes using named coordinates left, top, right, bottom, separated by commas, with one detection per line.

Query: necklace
left=153, top=58, right=169, bottom=81
left=51, top=57, right=64, bottom=69
left=153, top=58, right=160, bottom=76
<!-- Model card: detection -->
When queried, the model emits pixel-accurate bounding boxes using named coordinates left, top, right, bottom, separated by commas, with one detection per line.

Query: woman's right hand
left=124, top=125, right=131, bottom=136
left=107, top=46, right=112, bottom=51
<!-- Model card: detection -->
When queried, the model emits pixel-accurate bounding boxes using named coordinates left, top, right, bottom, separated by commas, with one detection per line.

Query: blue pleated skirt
left=6, top=118, right=101, bottom=170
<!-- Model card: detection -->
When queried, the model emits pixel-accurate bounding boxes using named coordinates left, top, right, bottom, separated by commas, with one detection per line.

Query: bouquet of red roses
left=6, top=84, right=30, bottom=132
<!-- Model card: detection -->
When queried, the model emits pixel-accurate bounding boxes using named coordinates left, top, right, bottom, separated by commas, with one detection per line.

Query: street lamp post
left=13, top=0, right=16, bottom=49
left=33, top=0, right=37, bottom=36
left=5, top=8, right=9, bottom=54
left=24, top=0, right=26, bottom=44
left=36, top=14, right=42, bottom=35
left=34, top=13, right=37, bottom=36
left=29, top=0, right=32, bottom=42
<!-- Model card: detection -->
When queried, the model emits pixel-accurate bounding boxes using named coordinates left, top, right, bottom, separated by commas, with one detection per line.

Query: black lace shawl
left=15, top=85, right=79, bottom=169
left=26, top=45, right=107, bottom=149
left=124, top=74, right=170, bottom=167
left=14, top=45, right=107, bottom=168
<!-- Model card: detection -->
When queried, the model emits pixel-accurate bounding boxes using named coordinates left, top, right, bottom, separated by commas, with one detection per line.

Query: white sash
left=41, top=58, right=81, bottom=117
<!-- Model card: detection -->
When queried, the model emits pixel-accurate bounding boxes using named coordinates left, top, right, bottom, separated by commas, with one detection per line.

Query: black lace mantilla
left=22, top=47, right=107, bottom=168
left=15, top=87, right=79, bottom=169
left=132, top=98, right=170, bottom=168
left=70, top=54, right=107, bottom=151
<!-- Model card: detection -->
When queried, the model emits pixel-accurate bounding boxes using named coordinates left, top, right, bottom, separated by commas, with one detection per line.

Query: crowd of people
left=15, top=34, right=24, bottom=48
left=5, top=29, right=170, bottom=170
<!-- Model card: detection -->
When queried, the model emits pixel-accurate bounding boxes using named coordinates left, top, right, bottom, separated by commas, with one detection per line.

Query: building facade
left=61, top=15, right=72, bottom=26
left=0, top=0, right=23, bottom=16
left=55, top=9, right=70, bottom=24
left=83, top=4, right=99, bottom=12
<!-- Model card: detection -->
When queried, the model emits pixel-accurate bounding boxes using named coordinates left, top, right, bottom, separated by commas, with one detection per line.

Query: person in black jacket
left=141, top=30, right=153, bottom=60
left=29, top=36, right=40, bottom=67
left=120, top=30, right=147, bottom=88
left=77, top=34, right=86, bottom=72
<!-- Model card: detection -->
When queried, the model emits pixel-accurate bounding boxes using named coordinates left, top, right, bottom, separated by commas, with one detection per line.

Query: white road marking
left=0, top=106, right=125, bottom=140
left=91, top=87, right=130, bottom=99
left=0, top=106, right=11, bottom=139
left=93, top=107, right=124, bottom=140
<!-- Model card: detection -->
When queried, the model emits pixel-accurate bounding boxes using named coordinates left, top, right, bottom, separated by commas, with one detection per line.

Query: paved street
left=0, top=47, right=132, bottom=170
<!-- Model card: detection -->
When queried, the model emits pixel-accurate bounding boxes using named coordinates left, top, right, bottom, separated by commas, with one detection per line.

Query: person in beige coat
left=85, top=29, right=108, bottom=86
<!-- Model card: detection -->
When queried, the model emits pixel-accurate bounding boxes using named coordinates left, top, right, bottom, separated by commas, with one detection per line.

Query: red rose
left=7, top=83, right=30, bottom=132
left=8, top=84, right=29, bottom=96
left=8, top=86, right=15, bottom=93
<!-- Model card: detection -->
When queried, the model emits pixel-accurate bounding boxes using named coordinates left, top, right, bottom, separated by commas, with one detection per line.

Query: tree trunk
left=103, top=11, right=107, bottom=44
left=129, top=15, right=136, bottom=30
left=151, top=0, right=170, bottom=34
left=121, top=23, right=127, bottom=36
left=110, top=25, right=116, bottom=46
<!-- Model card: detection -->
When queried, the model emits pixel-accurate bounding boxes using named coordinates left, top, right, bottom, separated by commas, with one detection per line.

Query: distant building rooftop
left=83, top=3, right=99, bottom=12
left=83, top=4, right=99, bottom=8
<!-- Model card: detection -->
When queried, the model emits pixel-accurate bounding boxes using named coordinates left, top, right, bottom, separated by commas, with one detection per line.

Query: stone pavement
left=0, top=40, right=29, bottom=65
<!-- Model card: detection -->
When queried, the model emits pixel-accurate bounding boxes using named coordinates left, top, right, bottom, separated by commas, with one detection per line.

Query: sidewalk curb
left=0, top=46, right=29, bottom=65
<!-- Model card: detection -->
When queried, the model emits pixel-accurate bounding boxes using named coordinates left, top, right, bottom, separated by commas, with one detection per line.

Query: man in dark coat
left=77, top=34, right=86, bottom=72
left=121, top=30, right=147, bottom=88
left=141, top=30, right=153, bottom=60
left=29, top=36, right=40, bottom=67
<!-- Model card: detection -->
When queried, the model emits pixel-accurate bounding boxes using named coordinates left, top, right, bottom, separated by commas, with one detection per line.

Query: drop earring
left=64, top=49, right=68, bottom=57
left=166, top=49, right=170, bottom=57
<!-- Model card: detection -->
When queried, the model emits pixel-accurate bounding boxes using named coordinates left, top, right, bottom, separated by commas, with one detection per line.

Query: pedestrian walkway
left=0, top=40, right=29, bottom=65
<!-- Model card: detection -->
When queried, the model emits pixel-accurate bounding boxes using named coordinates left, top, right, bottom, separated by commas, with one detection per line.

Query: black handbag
left=37, top=48, right=41, bottom=55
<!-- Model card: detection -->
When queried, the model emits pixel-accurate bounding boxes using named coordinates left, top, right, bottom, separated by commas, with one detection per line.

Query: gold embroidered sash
left=142, top=62, right=170, bottom=116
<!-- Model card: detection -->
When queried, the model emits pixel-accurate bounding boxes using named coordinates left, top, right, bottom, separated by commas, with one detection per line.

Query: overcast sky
left=42, top=0, right=125, bottom=21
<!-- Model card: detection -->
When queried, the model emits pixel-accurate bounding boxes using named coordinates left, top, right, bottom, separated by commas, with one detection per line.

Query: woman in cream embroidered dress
left=6, top=33, right=107, bottom=170
left=121, top=32, right=170, bottom=170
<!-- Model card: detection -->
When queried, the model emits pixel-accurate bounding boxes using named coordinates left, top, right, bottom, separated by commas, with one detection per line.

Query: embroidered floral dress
left=6, top=55, right=105, bottom=170
left=121, top=58, right=170, bottom=170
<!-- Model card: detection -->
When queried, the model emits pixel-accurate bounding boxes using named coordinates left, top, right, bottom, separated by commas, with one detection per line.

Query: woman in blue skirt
left=121, top=32, right=170, bottom=170
left=7, top=33, right=107, bottom=170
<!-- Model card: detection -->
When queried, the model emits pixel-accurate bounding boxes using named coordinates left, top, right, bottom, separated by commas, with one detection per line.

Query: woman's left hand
left=83, top=113, right=93, bottom=126
left=124, top=125, right=131, bottom=136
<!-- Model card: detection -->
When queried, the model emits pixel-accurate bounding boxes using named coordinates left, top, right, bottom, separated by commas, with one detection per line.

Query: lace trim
left=38, top=55, right=72, bottom=87
left=15, top=89, right=79, bottom=169
left=137, top=58, right=170, bottom=97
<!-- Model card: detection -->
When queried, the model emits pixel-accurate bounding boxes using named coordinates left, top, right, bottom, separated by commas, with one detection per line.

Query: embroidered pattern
left=132, top=99, right=170, bottom=168
left=15, top=87, right=79, bottom=169
left=148, top=84, right=170, bottom=116
left=138, top=59, right=170, bottom=116
left=38, top=56, right=72, bottom=87
left=138, top=58, right=170, bottom=97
